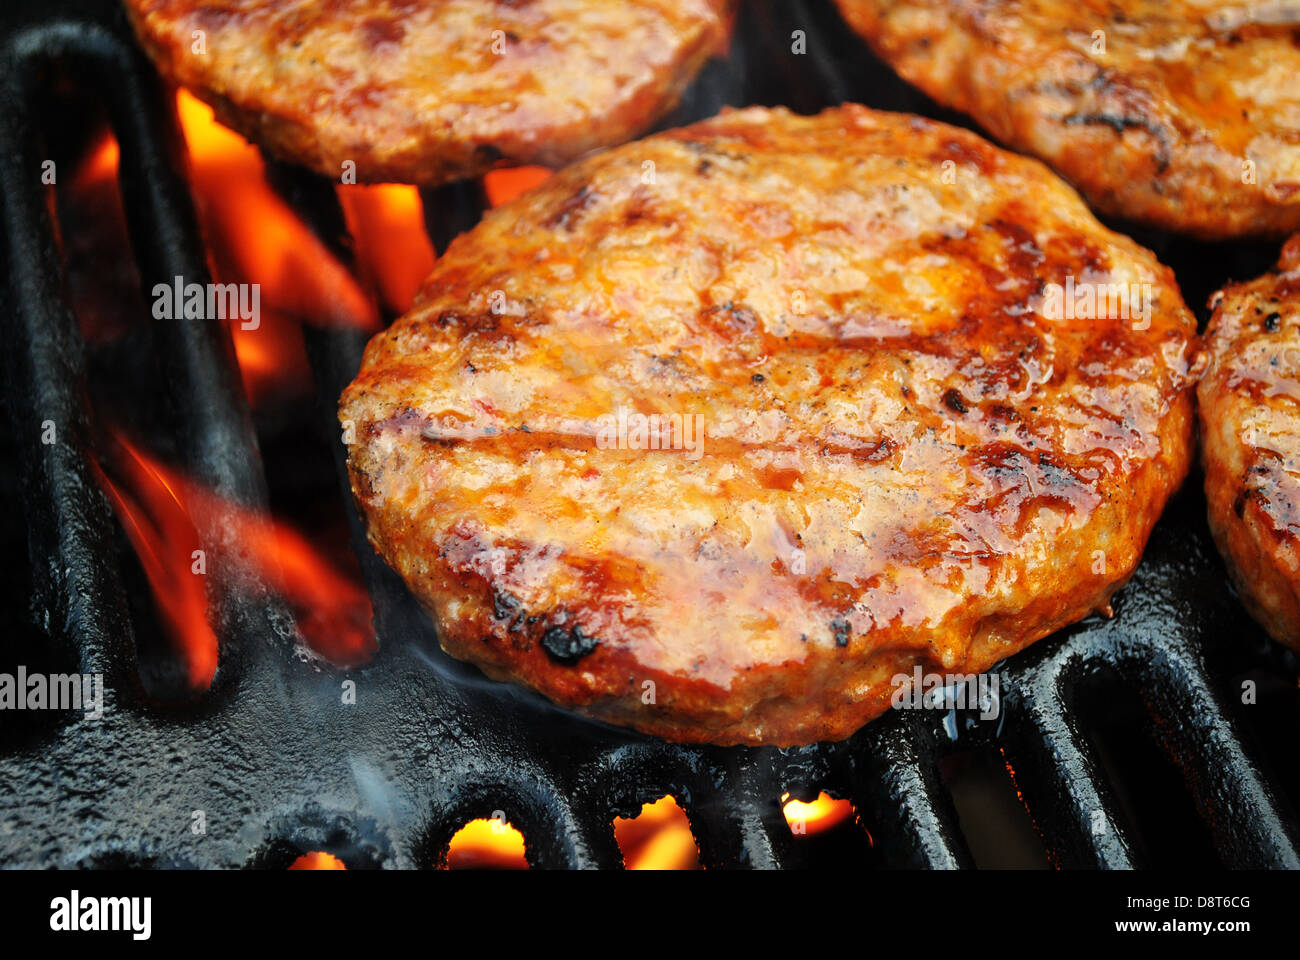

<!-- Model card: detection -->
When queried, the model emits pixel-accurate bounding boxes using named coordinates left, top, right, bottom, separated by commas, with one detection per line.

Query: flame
left=446, top=818, right=529, bottom=870
left=62, top=128, right=143, bottom=345
left=337, top=184, right=435, bottom=314
left=94, top=433, right=376, bottom=681
left=288, top=851, right=346, bottom=870
left=613, top=795, right=700, bottom=870
left=175, top=89, right=375, bottom=327
left=92, top=438, right=218, bottom=689
left=483, top=165, right=552, bottom=207
left=76, top=131, right=119, bottom=189
left=781, top=791, right=853, bottom=837
left=174, top=89, right=379, bottom=403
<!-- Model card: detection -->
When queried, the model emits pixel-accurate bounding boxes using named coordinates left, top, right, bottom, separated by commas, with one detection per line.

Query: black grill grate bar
left=99, top=29, right=267, bottom=513
left=0, top=23, right=136, bottom=683
left=89, top=19, right=294, bottom=691
left=1125, top=638, right=1300, bottom=868
left=422, top=180, right=489, bottom=258
left=53, top=15, right=298, bottom=693
left=848, top=715, right=972, bottom=869
left=998, top=652, right=1139, bottom=869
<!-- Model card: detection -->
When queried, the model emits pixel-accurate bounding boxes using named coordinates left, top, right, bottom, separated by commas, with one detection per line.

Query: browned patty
left=834, top=0, right=1300, bottom=239
left=1200, top=234, right=1300, bottom=652
left=340, top=104, right=1200, bottom=745
left=124, top=0, right=731, bottom=186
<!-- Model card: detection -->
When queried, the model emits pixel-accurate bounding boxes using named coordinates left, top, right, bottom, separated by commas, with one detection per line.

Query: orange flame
left=92, top=438, right=218, bottom=689
left=288, top=851, right=346, bottom=870
left=94, top=433, right=376, bottom=683
left=613, top=795, right=700, bottom=870
left=175, top=89, right=377, bottom=328
left=483, top=166, right=552, bottom=207
left=446, top=818, right=529, bottom=870
left=76, top=131, right=119, bottom=190
left=173, top=89, right=379, bottom=404
left=337, top=184, right=435, bottom=314
left=781, top=791, right=854, bottom=837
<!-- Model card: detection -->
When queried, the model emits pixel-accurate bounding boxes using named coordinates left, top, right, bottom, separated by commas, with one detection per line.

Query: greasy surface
left=833, top=0, right=1300, bottom=239
left=341, top=105, right=1199, bottom=745
left=1200, top=234, right=1300, bottom=651
left=123, top=0, right=730, bottom=185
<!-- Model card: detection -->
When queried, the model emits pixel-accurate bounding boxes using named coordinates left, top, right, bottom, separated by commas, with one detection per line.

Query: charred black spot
left=620, top=190, right=658, bottom=226
left=492, top=590, right=522, bottom=622
left=375, top=406, right=427, bottom=434
left=679, top=139, right=751, bottom=165
left=542, top=624, right=598, bottom=663
left=751, top=373, right=766, bottom=383
left=1265, top=312, right=1282, bottom=331
left=543, top=184, right=599, bottom=231
left=473, top=143, right=505, bottom=166
left=831, top=618, right=851, bottom=648
left=702, top=301, right=759, bottom=330
left=942, top=388, right=968, bottom=414
left=1062, top=111, right=1172, bottom=172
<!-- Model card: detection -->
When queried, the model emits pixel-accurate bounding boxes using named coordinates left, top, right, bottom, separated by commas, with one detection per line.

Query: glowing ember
left=613, top=795, right=700, bottom=870
left=781, top=791, right=854, bottom=836
left=446, top=818, right=528, bottom=870
left=483, top=165, right=552, bottom=207
left=288, top=851, right=346, bottom=870
left=93, top=433, right=376, bottom=682
left=337, top=184, right=435, bottom=314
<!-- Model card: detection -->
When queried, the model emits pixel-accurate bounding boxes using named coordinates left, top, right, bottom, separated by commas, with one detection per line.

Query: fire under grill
left=1, top=0, right=1299, bottom=870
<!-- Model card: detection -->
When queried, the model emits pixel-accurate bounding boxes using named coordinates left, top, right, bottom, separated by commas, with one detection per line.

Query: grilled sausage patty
left=1200, top=235, right=1300, bottom=651
left=833, top=0, right=1300, bottom=239
left=124, top=0, right=730, bottom=185
left=340, top=105, right=1199, bottom=745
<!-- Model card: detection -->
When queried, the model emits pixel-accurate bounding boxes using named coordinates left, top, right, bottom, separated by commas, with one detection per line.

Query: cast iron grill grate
left=0, top=0, right=1297, bottom=869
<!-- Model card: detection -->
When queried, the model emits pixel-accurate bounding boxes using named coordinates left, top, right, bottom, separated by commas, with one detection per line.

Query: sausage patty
left=340, top=104, right=1199, bottom=745
left=124, top=0, right=730, bottom=186
left=833, top=0, right=1300, bottom=239
left=1200, top=234, right=1300, bottom=652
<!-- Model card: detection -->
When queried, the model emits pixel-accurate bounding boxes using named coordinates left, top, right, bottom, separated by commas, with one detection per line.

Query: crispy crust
left=340, top=105, right=1199, bottom=745
left=834, top=0, right=1300, bottom=239
left=123, top=0, right=730, bottom=186
left=1199, top=234, right=1300, bottom=651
